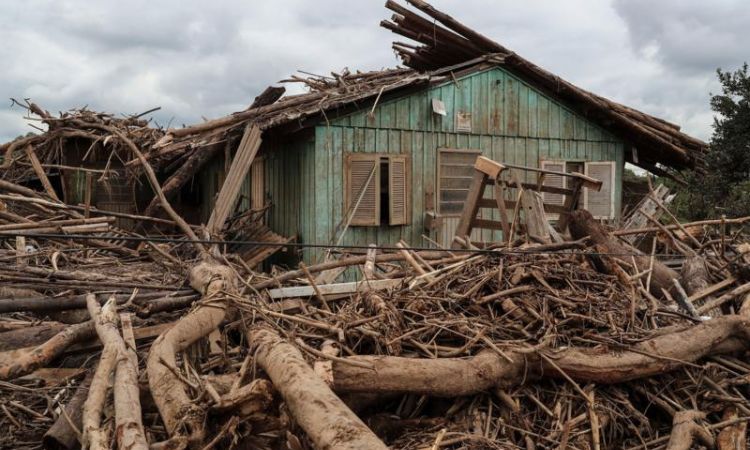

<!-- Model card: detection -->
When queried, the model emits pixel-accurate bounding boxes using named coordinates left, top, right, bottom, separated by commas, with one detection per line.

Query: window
left=438, top=149, right=481, bottom=216
left=541, top=159, right=616, bottom=220
left=345, top=153, right=409, bottom=226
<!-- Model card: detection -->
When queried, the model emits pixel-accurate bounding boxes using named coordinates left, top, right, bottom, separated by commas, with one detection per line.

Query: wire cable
left=0, top=231, right=684, bottom=258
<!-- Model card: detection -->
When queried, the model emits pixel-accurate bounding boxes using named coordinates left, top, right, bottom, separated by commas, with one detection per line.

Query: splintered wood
left=2, top=177, right=750, bottom=449
left=0, top=3, right=746, bottom=450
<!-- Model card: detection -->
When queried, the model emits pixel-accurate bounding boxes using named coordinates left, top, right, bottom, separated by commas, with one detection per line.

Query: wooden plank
left=207, top=124, right=262, bottom=234
left=451, top=171, right=487, bottom=248
left=24, top=145, right=59, bottom=201
left=267, top=278, right=404, bottom=299
left=520, top=190, right=550, bottom=243
left=471, top=218, right=508, bottom=231
left=474, top=156, right=505, bottom=178
left=557, top=177, right=583, bottom=232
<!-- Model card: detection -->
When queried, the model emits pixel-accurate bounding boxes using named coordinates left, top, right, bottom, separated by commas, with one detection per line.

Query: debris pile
left=1, top=169, right=750, bottom=449
left=0, top=1, right=745, bottom=449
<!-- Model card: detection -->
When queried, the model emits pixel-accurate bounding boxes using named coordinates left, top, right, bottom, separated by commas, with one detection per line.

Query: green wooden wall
left=200, top=66, right=626, bottom=266
left=306, top=66, right=625, bottom=263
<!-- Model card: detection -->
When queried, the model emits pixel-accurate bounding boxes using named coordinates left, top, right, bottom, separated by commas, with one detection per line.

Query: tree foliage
left=677, top=63, right=750, bottom=219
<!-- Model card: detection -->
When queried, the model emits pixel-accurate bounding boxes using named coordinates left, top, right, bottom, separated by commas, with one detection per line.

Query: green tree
left=679, top=63, right=750, bottom=219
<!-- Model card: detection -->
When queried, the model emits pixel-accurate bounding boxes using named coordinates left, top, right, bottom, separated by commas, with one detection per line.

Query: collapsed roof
left=2, top=1, right=707, bottom=183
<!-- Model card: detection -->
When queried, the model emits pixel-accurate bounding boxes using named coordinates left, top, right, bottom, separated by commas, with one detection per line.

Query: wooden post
left=84, top=172, right=93, bottom=218
left=557, top=177, right=583, bottom=232
left=452, top=171, right=487, bottom=249
left=15, top=236, right=27, bottom=267
left=24, top=145, right=59, bottom=201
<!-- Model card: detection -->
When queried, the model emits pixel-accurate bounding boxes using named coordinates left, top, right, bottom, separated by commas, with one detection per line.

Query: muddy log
left=331, top=315, right=750, bottom=396
left=664, top=410, right=714, bottom=450
left=146, top=259, right=236, bottom=446
left=0, top=323, right=67, bottom=352
left=84, top=295, right=149, bottom=450
left=0, top=320, right=95, bottom=380
left=246, top=326, right=389, bottom=450
left=568, top=209, right=680, bottom=299
left=681, top=255, right=710, bottom=296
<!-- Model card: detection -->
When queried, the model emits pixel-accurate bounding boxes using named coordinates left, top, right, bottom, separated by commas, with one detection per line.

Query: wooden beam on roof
left=206, top=124, right=262, bottom=236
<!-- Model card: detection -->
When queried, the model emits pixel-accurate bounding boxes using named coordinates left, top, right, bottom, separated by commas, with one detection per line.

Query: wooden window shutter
left=346, top=154, right=379, bottom=226
left=584, top=161, right=616, bottom=219
left=389, top=155, right=409, bottom=225
left=540, top=160, right=566, bottom=219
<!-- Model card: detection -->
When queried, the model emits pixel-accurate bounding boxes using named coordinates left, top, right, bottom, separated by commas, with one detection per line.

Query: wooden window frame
left=344, top=152, right=411, bottom=227
left=437, top=148, right=482, bottom=217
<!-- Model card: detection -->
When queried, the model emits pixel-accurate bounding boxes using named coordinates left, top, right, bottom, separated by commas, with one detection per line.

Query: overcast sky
left=1, top=0, right=747, bottom=143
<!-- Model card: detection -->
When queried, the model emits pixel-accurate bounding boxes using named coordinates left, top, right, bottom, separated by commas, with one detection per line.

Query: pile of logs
left=2, top=173, right=750, bottom=449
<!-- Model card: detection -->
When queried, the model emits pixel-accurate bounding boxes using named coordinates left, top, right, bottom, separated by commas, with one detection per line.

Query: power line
left=0, top=231, right=683, bottom=258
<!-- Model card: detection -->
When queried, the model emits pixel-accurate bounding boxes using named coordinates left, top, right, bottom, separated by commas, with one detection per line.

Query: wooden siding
left=199, top=66, right=626, bottom=268
left=307, top=66, right=625, bottom=259
left=312, top=126, right=624, bottom=255
left=198, top=133, right=316, bottom=257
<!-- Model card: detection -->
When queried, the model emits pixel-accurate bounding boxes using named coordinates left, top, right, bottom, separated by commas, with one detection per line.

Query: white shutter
left=584, top=161, right=616, bottom=219
left=541, top=160, right=566, bottom=220
left=346, top=154, right=379, bottom=226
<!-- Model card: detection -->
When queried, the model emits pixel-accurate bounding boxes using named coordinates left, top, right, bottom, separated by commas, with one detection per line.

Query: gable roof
left=149, top=1, right=705, bottom=181
left=3, top=1, right=706, bottom=184
left=380, top=0, right=707, bottom=178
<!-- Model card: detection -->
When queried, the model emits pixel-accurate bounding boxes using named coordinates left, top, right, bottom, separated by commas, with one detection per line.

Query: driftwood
left=146, top=259, right=236, bottom=445
left=247, top=326, right=388, bottom=450
left=84, top=296, right=149, bottom=450
left=0, top=321, right=95, bottom=380
left=569, top=209, right=680, bottom=299
left=330, top=314, right=750, bottom=396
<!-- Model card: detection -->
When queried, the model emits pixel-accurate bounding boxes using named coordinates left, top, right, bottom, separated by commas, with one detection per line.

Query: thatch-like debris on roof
left=381, top=0, right=708, bottom=177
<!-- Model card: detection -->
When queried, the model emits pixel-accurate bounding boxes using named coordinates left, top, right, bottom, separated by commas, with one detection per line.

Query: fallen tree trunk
left=0, top=323, right=67, bottom=352
left=146, top=259, right=236, bottom=446
left=569, top=209, right=679, bottom=299
left=681, top=256, right=710, bottom=296
left=83, top=295, right=149, bottom=450
left=330, top=315, right=750, bottom=396
left=0, top=320, right=95, bottom=380
left=246, top=326, right=388, bottom=450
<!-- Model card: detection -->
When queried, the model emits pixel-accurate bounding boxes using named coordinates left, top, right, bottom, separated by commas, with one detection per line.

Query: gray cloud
left=1, top=1, right=744, bottom=144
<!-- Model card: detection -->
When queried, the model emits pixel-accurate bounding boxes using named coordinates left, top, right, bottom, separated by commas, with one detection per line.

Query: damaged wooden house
left=1, top=0, right=707, bottom=269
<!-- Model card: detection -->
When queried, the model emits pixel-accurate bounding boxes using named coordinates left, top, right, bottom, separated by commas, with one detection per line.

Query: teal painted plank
left=395, top=96, right=410, bottom=130
left=489, top=70, right=504, bottom=135
left=518, top=84, right=529, bottom=136
left=549, top=101, right=561, bottom=138
left=528, top=90, right=539, bottom=138
left=379, top=101, right=396, bottom=129
left=505, top=76, right=519, bottom=136
left=562, top=109, right=574, bottom=139
left=538, top=96, right=550, bottom=138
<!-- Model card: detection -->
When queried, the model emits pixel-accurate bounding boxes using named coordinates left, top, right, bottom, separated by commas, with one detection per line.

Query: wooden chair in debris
left=452, top=156, right=602, bottom=248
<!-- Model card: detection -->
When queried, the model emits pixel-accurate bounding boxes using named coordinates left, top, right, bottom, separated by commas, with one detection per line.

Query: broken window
left=345, top=153, right=409, bottom=226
